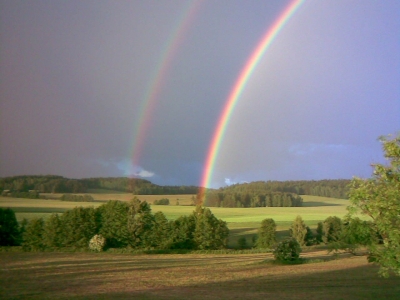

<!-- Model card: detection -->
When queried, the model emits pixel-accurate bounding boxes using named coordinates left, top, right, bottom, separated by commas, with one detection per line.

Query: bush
left=237, top=236, right=247, bottom=249
left=273, top=238, right=302, bottom=262
left=289, top=215, right=314, bottom=246
left=89, top=234, right=106, bottom=252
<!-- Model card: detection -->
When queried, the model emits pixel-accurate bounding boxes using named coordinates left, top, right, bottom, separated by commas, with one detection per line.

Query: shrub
left=153, top=198, right=170, bottom=205
left=273, top=238, right=302, bottom=262
left=289, top=215, right=313, bottom=246
left=89, top=234, right=106, bottom=252
left=237, top=236, right=247, bottom=249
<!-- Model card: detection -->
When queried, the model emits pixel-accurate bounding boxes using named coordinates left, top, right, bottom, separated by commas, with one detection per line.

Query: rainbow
left=200, top=0, right=304, bottom=189
left=130, top=1, right=202, bottom=175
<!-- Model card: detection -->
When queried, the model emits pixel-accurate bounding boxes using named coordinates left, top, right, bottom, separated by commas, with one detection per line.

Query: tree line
left=0, top=199, right=229, bottom=251
left=0, top=176, right=199, bottom=195
left=203, top=191, right=303, bottom=207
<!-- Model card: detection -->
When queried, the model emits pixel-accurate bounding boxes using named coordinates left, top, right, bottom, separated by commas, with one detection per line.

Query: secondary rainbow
left=200, top=0, right=304, bottom=189
left=130, top=1, right=202, bottom=174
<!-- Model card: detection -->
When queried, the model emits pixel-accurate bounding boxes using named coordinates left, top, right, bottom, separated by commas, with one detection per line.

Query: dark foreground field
left=1, top=251, right=399, bottom=300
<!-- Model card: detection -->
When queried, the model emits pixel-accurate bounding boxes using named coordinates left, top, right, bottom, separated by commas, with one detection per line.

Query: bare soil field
left=0, top=250, right=399, bottom=300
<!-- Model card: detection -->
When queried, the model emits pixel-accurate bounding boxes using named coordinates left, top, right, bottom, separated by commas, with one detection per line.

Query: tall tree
left=256, top=218, right=276, bottom=249
left=348, top=134, right=400, bottom=277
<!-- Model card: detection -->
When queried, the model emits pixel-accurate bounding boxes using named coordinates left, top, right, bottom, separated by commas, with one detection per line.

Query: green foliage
left=334, top=217, right=378, bottom=255
left=98, top=201, right=130, bottom=248
left=126, top=198, right=154, bottom=248
left=43, top=214, right=63, bottom=248
left=256, top=218, right=276, bottom=249
left=146, top=211, right=172, bottom=249
left=0, top=208, right=21, bottom=246
left=153, top=198, right=170, bottom=205
left=22, top=218, right=45, bottom=251
left=273, top=238, right=302, bottom=262
left=237, top=236, right=247, bottom=249
left=289, top=215, right=313, bottom=246
left=61, top=206, right=99, bottom=248
left=348, top=134, right=400, bottom=277
left=320, top=216, right=343, bottom=244
left=169, top=215, right=196, bottom=249
left=193, top=206, right=229, bottom=250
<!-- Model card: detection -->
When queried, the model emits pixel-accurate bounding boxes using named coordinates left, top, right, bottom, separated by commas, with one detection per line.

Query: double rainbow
left=130, top=1, right=202, bottom=173
left=200, top=0, right=304, bottom=189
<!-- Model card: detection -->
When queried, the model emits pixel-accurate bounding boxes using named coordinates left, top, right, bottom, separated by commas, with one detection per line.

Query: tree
left=348, top=134, right=400, bottom=277
left=22, top=218, right=45, bottom=251
left=290, top=215, right=313, bottom=246
left=98, top=201, right=130, bottom=248
left=0, top=208, right=20, bottom=246
left=61, top=206, right=99, bottom=248
left=193, top=206, right=229, bottom=250
left=43, top=213, right=63, bottom=248
left=126, top=197, right=154, bottom=248
left=256, top=218, right=276, bottom=249
left=320, top=216, right=342, bottom=244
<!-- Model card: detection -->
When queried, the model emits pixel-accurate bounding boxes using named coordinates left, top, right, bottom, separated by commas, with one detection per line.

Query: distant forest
left=0, top=176, right=350, bottom=201
left=0, top=175, right=199, bottom=195
left=202, top=180, right=350, bottom=208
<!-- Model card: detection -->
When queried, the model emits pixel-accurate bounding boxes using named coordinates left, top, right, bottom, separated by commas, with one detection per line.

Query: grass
left=0, top=250, right=399, bottom=299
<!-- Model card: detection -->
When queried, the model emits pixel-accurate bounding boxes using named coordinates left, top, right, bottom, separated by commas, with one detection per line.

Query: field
left=1, top=194, right=399, bottom=299
left=0, top=194, right=352, bottom=247
left=1, top=250, right=399, bottom=299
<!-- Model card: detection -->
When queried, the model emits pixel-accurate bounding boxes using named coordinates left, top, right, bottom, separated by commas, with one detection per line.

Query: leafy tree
left=126, top=197, right=154, bottom=248
left=337, top=217, right=378, bottom=255
left=256, top=218, right=276, bottom=249
left=289, top=215, right=313, bottom=246
left=193, top=206, right=229, bottom=250
left=98, top=201, right=130, bottom=248
left=321, top=216, right=343, bottom=244
left=0, top=208, right=20, bottom=246
left=43, top=213, right=63, bottom=248
left=348, top=134, right=400, bottom=277
left=169, top=215, right=196, bottom=249
left=22, top=218, right=45, bottom=251
left=274, top=238, right=302, bottom=262
left=61, top=206, right=99, bottom=248
left=151, top=211, right=172, bottom=249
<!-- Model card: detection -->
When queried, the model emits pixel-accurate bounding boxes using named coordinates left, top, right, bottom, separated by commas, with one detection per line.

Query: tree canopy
left=348, top=134, right=400, bottom=277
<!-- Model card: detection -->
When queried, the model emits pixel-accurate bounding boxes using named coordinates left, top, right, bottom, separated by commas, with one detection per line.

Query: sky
left=1, top=0, right=399, bottom=188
